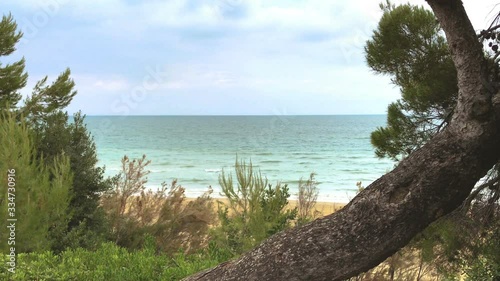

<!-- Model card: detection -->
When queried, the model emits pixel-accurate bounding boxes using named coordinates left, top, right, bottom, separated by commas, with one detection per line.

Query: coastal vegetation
left=364, top=1, right=500, bottom=279
left=1, top=1, right=499, bottom=281
left=211, top=159, right=298, bottom=256
left=184, top=0, right=500, bottom=279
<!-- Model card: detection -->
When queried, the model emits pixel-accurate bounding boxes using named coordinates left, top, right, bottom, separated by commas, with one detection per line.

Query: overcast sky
left=3, top=0, right=499, bottom=115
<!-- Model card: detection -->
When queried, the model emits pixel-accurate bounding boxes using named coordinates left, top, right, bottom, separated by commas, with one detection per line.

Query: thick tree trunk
left=184, top=1, right=500, bottom=280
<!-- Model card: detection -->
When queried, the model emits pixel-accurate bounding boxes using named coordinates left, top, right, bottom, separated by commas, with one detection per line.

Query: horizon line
left=83, top=113, right=387, bottom=117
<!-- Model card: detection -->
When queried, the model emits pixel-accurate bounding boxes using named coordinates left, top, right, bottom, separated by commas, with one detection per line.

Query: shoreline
left=187, top=197, right=346, bottom=217
left=286, top=199, right=346, bottom=216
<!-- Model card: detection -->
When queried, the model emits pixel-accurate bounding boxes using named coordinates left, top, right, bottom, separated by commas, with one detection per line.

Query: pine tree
left=0, top=14, right=28, bottom=111
left=32, top=110, right=111, bottom=251
left=365, top=2, right=500, bottom=278
left=0, top=13, right=111, bottom=251
left=365, top=1, right=457, bottom=161
left=0, top=113, right=71, bottom=253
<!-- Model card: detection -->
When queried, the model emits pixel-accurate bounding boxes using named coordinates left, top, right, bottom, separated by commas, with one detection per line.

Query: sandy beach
left=206, top=198, right=346, bottom=217
left=287, top=200, right=345, bottom=216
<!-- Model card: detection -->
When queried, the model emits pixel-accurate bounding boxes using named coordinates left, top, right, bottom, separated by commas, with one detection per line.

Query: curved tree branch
left=184, top=1, right=500, bottom=280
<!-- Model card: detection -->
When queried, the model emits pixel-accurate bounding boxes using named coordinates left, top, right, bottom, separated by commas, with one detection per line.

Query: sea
left=84, top=115, right=395, bottom=203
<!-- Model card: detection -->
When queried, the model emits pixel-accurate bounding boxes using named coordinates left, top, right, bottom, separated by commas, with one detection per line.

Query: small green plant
left=297, top=173, right=320, bottom=225
left=212, top=159, right=297, bottom=256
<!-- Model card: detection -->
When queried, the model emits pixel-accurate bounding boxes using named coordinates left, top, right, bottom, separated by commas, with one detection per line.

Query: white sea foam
left=204, top=168, right=222, bottom=173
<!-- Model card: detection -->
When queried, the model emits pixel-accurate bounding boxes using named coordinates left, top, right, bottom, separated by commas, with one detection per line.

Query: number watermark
left=6, top=169, right=16, bottom=274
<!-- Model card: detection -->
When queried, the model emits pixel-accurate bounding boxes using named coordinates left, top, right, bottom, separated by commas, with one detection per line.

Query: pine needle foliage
left=0, top=113, right=71, bottom=253
left=213, top=159, right=297, bottom=255
left=366, top=1, right=457, bottom=161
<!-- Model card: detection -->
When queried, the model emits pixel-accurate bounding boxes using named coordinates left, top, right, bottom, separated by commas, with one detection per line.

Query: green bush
left=212, top=159, right=297, bottom=256
left=0, top=242, right=222, bottom=281
left=0, top=113, right=72, bottom=253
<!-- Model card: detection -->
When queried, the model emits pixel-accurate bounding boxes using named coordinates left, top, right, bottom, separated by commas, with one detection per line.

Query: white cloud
left=159, top=64, right=239, bottom=90
left=73, top=74, right=130, bottom=93
left=5, top=0, right=499, bottom=115
left=93, top=79, right=129, bottom=91
left=163, top=81, right=186, bottom=90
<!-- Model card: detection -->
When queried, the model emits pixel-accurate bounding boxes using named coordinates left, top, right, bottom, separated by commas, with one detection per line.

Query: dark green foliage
left=0, top=13, right=111, bottom=251
left=66, top=113, right=110, bottom=230
left=33, top=111, right=111, bottom=252
left=260, top=183, right=297, bottom=237
left=0, top=14, right=27, bottom=111
left=212, top=159, right=297, bottom=255
left=366, top=1, right=457, bottom=160
left=0, top=14, right=22, bottom=56
left=22, top=68, right=77, bottom=124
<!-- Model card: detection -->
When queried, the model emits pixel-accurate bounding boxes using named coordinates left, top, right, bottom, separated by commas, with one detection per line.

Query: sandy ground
left=287, top=200, right=345, bottom=216
left=198, top=198, right=346, bottom=217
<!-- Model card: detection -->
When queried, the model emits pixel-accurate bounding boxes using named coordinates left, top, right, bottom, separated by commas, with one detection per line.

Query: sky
left=2, top=0, right=499, bottom=115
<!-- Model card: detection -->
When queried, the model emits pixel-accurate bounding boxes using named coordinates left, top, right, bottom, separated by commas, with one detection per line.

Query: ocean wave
left=149, top=169, right=169, bottom=173
left=255, top=152, right=273, bottom=156
left=310, top=156, right=326, bottom=160
left=205, top=168, right=221, bottom=173
left=260, top=160, right=282, bottom=164
left=296, top=155, right=324, bottom=160
left=187, top=178, right=207, bottom=183
left=291, top=152, right=310, bottom=155
left=87, top=115, right=393, bottom=203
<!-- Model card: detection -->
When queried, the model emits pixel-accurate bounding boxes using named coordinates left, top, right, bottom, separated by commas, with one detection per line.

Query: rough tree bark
left=184, top=1, right=500, bottom=280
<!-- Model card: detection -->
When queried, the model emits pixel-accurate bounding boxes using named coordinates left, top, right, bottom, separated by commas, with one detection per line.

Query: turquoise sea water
left=84, top=115, right=394, bottom=203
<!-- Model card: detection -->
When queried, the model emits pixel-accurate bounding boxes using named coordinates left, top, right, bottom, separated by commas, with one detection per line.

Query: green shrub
left=0, top=113, right=72, bottom=253
left=0, top=242, right=222, bottom=281
left=212, top=159, right=297, bottom=256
